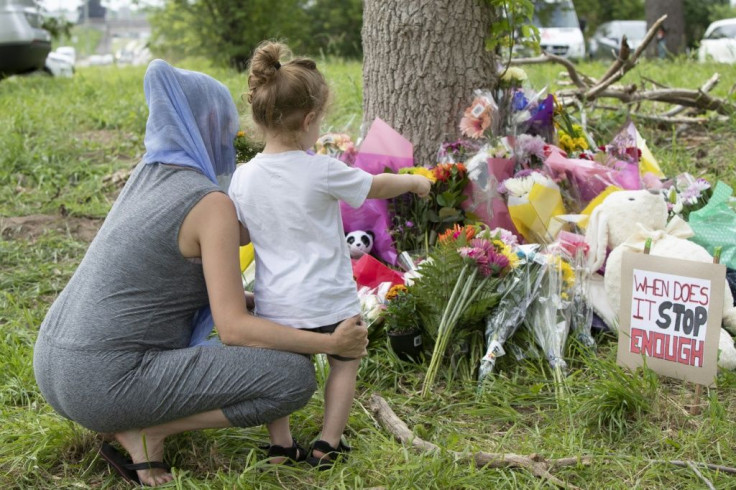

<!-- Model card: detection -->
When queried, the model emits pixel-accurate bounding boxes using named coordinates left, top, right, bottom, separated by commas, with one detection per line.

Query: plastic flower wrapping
left=523, top=247, right=575, bottom=403
left=477, top=243, right=545, bottom=389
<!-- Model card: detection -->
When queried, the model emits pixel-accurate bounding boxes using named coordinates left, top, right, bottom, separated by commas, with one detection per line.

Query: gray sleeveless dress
left=33, top=162, right=315, bottom=433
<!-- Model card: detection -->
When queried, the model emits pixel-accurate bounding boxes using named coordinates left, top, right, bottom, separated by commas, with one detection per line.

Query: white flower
left=500, top=67, right=528, bottom=84
left=503, top=172, right=552, bottom=198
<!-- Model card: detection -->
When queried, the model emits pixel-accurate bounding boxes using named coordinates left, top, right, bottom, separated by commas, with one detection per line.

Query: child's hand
left=412, top=175, right=432, bottom=198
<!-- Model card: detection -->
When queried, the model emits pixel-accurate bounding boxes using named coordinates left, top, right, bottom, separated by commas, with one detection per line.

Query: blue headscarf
left=142, top=59, right=240, bottom=347
left=142, top=59, right=239, bottom=188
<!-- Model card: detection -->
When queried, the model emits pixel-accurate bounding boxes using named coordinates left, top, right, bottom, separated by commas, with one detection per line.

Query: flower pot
left=388, top=330, right=423, bottom=362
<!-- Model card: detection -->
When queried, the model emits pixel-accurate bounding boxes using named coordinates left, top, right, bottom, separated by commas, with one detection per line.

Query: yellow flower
left=236, top=131, right=245, bottom=138
left=492, top=239, right=519, bottom=269
left=386, top=284, right=408, bottom=301
left=400, top=166, right=437, bottom=183
left=573, top=137, right=588, bottom=150
left=557, top=133, right=574, bottom=153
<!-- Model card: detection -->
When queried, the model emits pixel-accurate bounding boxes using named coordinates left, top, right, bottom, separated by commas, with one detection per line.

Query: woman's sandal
left=306, top=439, right=351, bottom=470
left=264, top=439, right=307, bottom=465
left=99, top=442, right=171, bottom=486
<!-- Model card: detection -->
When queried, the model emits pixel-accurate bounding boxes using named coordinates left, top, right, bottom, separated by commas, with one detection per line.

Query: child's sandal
left=306, top=439, right=351, bottom=470
left=265, top=439, right=307, bottom=465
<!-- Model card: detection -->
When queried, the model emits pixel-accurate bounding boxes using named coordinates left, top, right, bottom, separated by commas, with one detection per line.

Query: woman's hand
left=330, top=315, right=369, bottom=358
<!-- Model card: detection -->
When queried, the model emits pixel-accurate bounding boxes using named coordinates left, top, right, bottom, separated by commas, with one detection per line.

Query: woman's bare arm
left=181, top=192, right=368, bottom=357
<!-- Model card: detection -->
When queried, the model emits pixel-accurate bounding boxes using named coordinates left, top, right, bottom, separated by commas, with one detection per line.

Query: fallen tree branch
left=369, top=394, right=584, bottom=489
left=663, top=73, right=720, bottom=117
left=590, top=87, right=734, bottom=115
left=369, top=393, right=736, bottom=487
left=585, top=15, right=668, bottom=100
left=629, top=113, right=729, bottom=124
left=510, top=53, right=587, bottom=89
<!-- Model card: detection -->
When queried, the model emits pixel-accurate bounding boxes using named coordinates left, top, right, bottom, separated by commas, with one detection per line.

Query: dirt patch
left=0, top=215, right=103, bottom=243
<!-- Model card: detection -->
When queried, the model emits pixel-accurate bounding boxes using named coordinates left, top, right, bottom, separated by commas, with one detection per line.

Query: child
left=228, top=41, right=431, bottom=468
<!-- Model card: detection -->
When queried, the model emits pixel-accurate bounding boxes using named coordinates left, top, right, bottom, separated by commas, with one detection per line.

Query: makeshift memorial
left=478, top=243, right=545, bottom=389
left=416, top=225, right=516, bottom=396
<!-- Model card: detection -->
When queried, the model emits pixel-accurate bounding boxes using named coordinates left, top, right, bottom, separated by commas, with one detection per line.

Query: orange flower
left=433, top=163, right=451, bottom=182
left=438, top=224, right=476, bottom=244
left=386, top=284, right=408, bottom=301
left=236, top=130, right=245, bottom=138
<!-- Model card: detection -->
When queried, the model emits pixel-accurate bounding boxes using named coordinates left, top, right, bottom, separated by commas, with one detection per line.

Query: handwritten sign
left=618, top=252, right=724, bottom=386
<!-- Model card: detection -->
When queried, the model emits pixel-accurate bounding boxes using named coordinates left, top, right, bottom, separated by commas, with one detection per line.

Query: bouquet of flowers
left=662, top=173, right=712, bottom=221
left=524, top=247, right=574, bottom=404
left=389, top=163, right=469, bottom=253
left=478, top=242, right=545, bottom=389
left=314, top=132, right=357, bottom=165
left=415, top=225, right=516, bottom=397
left=502, top=171, right=566, bottom=244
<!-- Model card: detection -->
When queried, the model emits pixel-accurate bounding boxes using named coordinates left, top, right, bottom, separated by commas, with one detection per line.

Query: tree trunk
left=645, top=0, right=685, bottom=56
left=362, top=0, right=497, bottom=166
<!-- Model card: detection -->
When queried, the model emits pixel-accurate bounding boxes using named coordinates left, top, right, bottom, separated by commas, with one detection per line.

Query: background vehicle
left=588, top=20, right=647, bottom=60
left=0, top=0, right=51, bottom=77
left=534, top=0, right=586, bottom=60
left=697, top=18, right=736, bottom=63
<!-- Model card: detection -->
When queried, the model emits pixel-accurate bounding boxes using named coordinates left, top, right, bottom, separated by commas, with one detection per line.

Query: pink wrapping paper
left=341, top=118, right=415, bottom=266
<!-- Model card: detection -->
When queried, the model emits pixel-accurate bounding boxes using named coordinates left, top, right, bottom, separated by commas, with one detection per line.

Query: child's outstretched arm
left=367, top=173, right=431, bottom=200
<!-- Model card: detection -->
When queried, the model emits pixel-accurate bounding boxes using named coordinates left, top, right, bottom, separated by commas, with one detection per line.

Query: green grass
left=3, top=58, right=736, bottom=489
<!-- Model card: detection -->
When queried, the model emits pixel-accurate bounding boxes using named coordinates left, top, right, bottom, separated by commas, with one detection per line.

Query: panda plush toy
left=345, top=230, right=375, bottom=259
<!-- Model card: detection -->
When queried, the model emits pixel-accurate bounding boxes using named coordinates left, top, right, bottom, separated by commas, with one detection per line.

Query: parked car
left=0, top=0, right=51, bottom=77
left=698, top=18, right=736, bottom=63
left=533, top=0, right=586, bottom=60
left=588, top=20, right=647, bottom=60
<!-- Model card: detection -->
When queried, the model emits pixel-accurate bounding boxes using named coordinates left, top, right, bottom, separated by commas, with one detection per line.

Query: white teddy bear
left=585, top=189, right=736, bottom=370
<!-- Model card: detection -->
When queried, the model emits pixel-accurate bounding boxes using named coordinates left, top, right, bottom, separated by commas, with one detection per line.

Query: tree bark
left=645, top=0, right=684, bottom=56
left=362, top=0, right=497, bottom=166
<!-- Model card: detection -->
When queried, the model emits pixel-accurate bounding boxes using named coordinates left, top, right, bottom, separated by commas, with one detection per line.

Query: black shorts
left=312, top=321, right=355, bottom=361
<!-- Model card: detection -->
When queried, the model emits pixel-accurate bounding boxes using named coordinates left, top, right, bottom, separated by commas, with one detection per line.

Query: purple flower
left=405, top=221, right=414, bottom=228
left=512, top=90, right=528, bottom=111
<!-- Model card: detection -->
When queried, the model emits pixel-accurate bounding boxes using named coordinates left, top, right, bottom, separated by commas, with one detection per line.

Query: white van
left=533, top=0, right=586, bottom=60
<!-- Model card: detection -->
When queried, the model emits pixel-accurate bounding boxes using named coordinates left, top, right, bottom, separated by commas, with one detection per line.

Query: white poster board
left=617, top=252, right=724, bottom=386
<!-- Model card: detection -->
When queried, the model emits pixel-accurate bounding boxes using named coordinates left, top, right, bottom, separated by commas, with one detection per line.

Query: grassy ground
left=2, top=57, right=736, bottom=489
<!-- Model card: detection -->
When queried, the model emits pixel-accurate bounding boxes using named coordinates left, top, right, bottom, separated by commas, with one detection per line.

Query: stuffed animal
left=346, top=230, right=375, bottom=259
left=585, top=189, right=736, bottom=370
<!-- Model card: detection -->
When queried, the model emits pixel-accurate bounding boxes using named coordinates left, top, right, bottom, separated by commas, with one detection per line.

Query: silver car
left=0, top=0, right=51, bottom=77
left=588, top=20, right=647, bottom=60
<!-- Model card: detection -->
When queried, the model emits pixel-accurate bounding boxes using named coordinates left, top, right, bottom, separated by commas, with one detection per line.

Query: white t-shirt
left=228, top=151, right=373, bottom=329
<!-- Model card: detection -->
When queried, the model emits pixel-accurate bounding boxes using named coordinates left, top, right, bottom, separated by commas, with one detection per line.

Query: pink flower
left=459, top=114, right=490, bottom=139
left=460, top=238, right=510, bottom=277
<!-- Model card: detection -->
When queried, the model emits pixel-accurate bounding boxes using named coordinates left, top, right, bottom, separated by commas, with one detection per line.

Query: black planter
left=388, top=330, right=423, bottom=362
